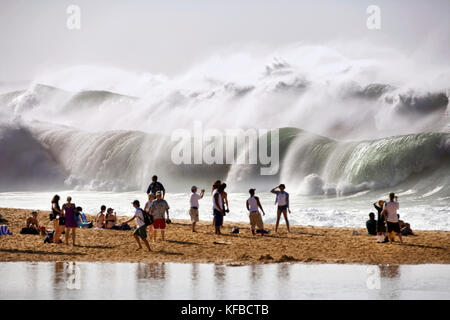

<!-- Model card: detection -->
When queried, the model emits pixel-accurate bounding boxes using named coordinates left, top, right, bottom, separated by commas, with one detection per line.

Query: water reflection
left=137, top=263, right=166, bottom=280
left=379, top=265, right=400, bottom=278
left=0, top=262, right=448, bottom=300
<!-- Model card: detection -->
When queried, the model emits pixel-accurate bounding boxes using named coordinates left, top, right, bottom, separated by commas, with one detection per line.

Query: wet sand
left=1, top=208, right=449, bottom=264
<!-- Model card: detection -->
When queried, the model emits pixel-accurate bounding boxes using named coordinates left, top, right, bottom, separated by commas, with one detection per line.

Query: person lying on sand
left=121, top=200, right=151, bottom=251
left=150, top=191, right=170, bottom=241
left=189, top=186, right=205, bottom=232
left=271, top=184, right=291, bottom=233
left=246, top=188, right=266, bottom=236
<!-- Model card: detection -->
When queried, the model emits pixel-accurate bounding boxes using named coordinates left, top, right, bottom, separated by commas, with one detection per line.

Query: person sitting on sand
left=105, top=208, right=118, bottom=229
left=62, top=196, right=78, bottom=246
left=212, top=183, right=225, bottom=235
left=246, top=188, right=266, bottom=236
left=382, top=193, right=403, bottom=244
left=190, top=186, right=205, bottom=232
left=75, top=207, right=93, bottom=228
left=20, top=211, right=40, bottom=235
left=95, top=205, right=106, bottom=228
left=366, top=212, right=377, bottom=236
left=398, top=214, right=414, bottom=236
left=146, top=175, right=166, bottom=199
left=271, top=184, right=291, bottom=233
left=150, top=191, right=170, bottom=241
left=121, top=200, right=151, bottom=251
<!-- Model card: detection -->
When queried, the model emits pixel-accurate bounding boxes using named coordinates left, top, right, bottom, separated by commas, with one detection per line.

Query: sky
left=0, top=0, right=448, bottom=81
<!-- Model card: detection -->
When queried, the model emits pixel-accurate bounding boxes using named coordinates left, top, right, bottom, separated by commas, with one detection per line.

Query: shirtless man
left=95, top=205, right=106, bottom=228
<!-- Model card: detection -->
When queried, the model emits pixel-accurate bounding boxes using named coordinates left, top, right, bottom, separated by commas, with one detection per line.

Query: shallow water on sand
left=0, top=262, right=449, bottom=300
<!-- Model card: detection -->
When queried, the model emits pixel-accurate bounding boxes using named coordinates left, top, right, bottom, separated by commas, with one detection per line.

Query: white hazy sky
left=0, top=0, right=448, bottom=81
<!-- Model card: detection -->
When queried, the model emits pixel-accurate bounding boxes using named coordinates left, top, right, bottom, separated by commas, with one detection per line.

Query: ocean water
left=1, top=189, right=449, bottom=231
left=0, top=262, right=449, bottom=300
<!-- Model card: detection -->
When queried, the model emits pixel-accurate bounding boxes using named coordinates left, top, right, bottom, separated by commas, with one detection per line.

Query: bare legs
left=153, top=229, right=165, bottom=241
left=275, top=210, right=290, bottom=233
left=65, top=227, right=76, bottom=245
left=134, top=234, right=151, bottom=251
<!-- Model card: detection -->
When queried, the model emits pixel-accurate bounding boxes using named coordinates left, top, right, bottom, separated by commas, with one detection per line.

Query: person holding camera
left=189, top=186, right=205, bottom=232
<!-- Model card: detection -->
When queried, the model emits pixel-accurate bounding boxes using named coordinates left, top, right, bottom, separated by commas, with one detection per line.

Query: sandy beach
left=0, top=207, right=449, bottom=265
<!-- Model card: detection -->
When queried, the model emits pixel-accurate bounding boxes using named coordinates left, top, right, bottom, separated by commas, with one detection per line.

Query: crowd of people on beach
left=365, top=192, right=414, bottom=243
left=1, top=174, right=415, bottom=251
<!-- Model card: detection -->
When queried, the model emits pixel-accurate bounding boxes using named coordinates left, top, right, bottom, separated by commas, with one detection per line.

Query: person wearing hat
left=105, top=208, right=117, bottom=229
left=150, top=191, right=170, bottom=241
left=189, top=186, right=205, bottom=232
left=246, top=189, right=266, bottom=236
left=121, top=200, right=151, bottom=251
left=270, top=184, right=291, bottom=233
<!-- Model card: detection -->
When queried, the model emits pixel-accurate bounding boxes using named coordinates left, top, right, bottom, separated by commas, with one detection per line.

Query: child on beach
left=246, top=189, right=266, bottom=236
left=150, top=191, right=170, bottom=241
left=271, top=184, right=291, bottom=233
left=189, top=186, right=205, bottom=232
left=121, top=200, right=151, bottom=251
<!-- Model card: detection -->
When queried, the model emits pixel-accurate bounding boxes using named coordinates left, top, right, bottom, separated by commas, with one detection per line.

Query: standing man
left=146, top=175, right=166, bottom=199
left=382, top=193, right=403, bottom=244
left=150, top=191, right=170, bottom=241
left=212, top=183, right=224, bottom=235
left=121, top=200, right=151, bottom=251
left=271, top=184, right=291, bottom=233
left=189, top=186, right=205, bottom=232
left=246, top=189, right=266, bottom=236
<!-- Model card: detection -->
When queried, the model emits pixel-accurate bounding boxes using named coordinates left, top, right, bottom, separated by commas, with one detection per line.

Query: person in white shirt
left=121, top=200, right=151, bottom=251
left=270, top=184, right=291, bottom=233
left=382, top=193, right=403, bottom=244
left=246, top=188, right=266, bottom=236
left=189, top=186, right=205, bottom=232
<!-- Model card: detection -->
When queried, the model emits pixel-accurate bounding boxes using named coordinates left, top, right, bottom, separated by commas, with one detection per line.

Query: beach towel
left=0, top=225, right=12, bottom=236
left=20, top=227, right=39, bottom=235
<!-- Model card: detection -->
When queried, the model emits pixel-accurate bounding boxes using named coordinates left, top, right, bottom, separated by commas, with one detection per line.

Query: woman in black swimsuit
left=373, top=200, right=386, bottom=243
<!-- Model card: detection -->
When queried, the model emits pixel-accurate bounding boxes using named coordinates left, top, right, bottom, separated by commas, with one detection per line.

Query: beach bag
left=141, top=209, right=154, bottom=226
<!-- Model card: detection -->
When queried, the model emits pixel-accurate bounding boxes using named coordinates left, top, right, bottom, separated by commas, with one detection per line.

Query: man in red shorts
left=150, top=191, right=170, bottom=241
